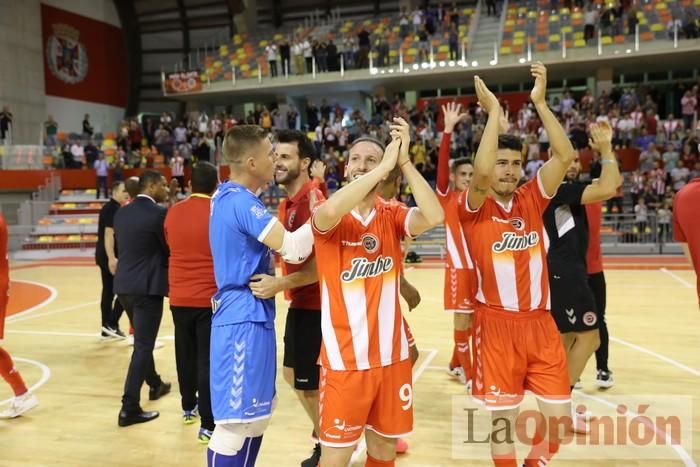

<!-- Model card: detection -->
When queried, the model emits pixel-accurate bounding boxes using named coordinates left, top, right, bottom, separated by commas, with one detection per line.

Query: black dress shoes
left=118, top=410, right=159, bottom=427
left=149, top=381, right=172, bottom=401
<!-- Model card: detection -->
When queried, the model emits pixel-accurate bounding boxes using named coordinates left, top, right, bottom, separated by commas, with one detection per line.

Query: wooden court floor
left=0, top=259, right=698, bottom=467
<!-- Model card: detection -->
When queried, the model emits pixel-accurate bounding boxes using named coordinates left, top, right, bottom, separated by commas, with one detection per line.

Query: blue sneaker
left=198, top=427, right=213, bottom=445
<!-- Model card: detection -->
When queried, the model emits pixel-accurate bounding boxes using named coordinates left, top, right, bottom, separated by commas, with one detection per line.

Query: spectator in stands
left=82, top=114, right=94, bottom=137
left=418, top=25, right=430, bottom=62
left=171, top=150, right=185, bottom=194
left=680, top=142, right=697, bottom=169
left=280, top=39, right=291, bottom=75
left=84, top=139, right=99, bottom=168
left=663, top=113, right=681, bottom=138
left=486, top=0, right=497, bottom=17
left=266, top=43, right=278, bottom=77
left=376, top=34, right=389, bottom=68
left=194, top=133, right=211, bottom=163
left=412, top=7, right=423, bottom=33
left=639, top=142, right=661, bottom=172
left=448, top=24, right=459, bottom=60
left=317, top=41, right=329, bottom=72
left=627, top=6, right=638, bottom=35
left=44, top=115, right=58, bottom=147
left=667, top=16, right=683, bottom=39
left=0, top=106, right=12, bottom=143
left=303, top=37, right=313, bottom=73
left=663, top=142, right=680, bottom=172
left=671, top=163, right=690, bottom=192
left=400, top=9, right=410, bottom=38
left=633, top=128, right=655, bottom=150
left=327, top=39, right=339, bottom=71
left=292, top=39, right=304, bottom=75
left=657, top=198, right=672, bottom=242
left=450, top=4, right=460, bottom=27
left=683, top=11, right=699, bottom=38
left=681, top=90, right=697, bottom=130
left=357, top=26, right=371, bottom=68
left=584, top=4, right=598, bottom=42
left=70, top=139, right=84, bottom=169
left=95, top=152, right=109, bottom=199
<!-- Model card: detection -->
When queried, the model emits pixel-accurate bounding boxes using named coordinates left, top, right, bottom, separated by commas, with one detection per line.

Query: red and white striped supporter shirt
left=171, top=156, right=184, bottom=177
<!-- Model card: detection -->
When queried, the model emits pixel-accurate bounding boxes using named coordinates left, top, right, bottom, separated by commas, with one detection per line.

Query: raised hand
left=530, top=61, right=548, bottom=105
left=588, top=121, right=613, bottom=153
left=310, top=159, right=326, bottom=180
left=498, top=108, right=510, bottom=135
left=389, top=116, right=411, bottom=165
left=474, top=75, right=500, bottom=115
left=379, top=136, right=402, bottom=173
left=442, top=101, right=469, bottom=133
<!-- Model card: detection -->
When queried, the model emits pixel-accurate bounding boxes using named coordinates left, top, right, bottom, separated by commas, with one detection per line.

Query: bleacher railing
left=0, top=144, right=47, bottom=170
left=17, top=173, right=61, bottom=226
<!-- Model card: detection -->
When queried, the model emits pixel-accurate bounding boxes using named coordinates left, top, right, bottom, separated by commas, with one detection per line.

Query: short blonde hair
left=222, top=125, right=267, bottom=164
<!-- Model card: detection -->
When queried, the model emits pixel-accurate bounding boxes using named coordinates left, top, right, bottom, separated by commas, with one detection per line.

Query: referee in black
left=114, top=170, right=172, bottom=426
left=542, top=121, right=620, bottom=423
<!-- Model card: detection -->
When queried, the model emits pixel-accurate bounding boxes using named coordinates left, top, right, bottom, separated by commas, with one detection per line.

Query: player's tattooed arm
left=468, top=75, right=501, bottom=211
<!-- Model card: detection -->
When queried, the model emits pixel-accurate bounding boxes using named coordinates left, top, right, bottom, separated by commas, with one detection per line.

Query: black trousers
left=98, top=263, right=124, bottom=329
left=171, top=306, right=214, bottom=430
left=97, top=176, right=108, bottom=199
left=588, top=272, right=610, bottom=372
left=118, top=294, right=164, bottom=413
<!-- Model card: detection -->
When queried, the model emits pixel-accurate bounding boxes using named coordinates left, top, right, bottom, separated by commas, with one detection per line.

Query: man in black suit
left=114, top=170, right=172, bottom=427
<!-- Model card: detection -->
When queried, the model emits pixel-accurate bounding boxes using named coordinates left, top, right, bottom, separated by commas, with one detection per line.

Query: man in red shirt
left=673, top=177, right=700, bottom=307
left=164, top=161, right=219, bottom=443
left=0, top=213, right=39, bottom=418
left=247, top=130, right=326, bottom=467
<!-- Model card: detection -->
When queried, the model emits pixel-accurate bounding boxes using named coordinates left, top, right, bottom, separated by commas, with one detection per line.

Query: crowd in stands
left=260, top=3, right=470, bottom=77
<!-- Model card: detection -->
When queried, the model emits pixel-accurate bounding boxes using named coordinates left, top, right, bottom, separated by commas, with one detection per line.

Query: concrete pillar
left=0, top=0, right=46, bottom=144
left=595, top=66, right=613, bottom=97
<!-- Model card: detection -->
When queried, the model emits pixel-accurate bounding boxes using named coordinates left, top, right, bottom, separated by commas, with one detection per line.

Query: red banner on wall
left=417, top=91, right=531, bottom=131
left=164, top=71, right=202, bottom=94
left=41, top=4, right=128, bottom=108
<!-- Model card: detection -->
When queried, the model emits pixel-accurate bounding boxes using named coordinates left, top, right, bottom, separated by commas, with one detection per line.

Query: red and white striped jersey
left=171, top=156, right=184, bottom=177
left=458, top=173, right=552, bottom=312
left=312, top=196, right=414, bottom=370
left=437, top=188, right=474, bottom=270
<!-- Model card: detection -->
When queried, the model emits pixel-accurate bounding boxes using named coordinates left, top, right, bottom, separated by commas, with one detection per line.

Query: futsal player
left=207, top=125, right=315, bottom=466
left=436, top=101, right=477, bottom=386
left=247, top=129, right=326, bottom=467
left=542, top=121, right=620, bottom=430
left=312, top=118, right=444, bottom=467
left=0, top=212, right=38, bottom=419
left=460, top=65, right=575, bottom=467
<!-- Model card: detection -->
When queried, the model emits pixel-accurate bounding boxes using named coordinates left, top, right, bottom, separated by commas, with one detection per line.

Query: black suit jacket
left=114, top=196, right=169, bottom=297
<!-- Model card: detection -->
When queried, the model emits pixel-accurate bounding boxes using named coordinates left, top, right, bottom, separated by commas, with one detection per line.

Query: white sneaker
left=596, top=370, right=614, bottom=389
left=0, top=392, right=39, bottom=418
left=573, top=378, right=583, bottom=390
left=447, top=365, right=467, bottom=385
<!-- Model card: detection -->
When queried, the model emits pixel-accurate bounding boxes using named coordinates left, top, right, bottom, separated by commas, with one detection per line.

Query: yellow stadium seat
left=528, top=11, right=537, bottom=18
left=389, top=50, right=397, bottom=57
left=574, top=31, right=584, bottom=39
left=363, top=19, right=372, bottom=25
left=549, top=34, right=561, bottom=42
left=638, top=17, right=648, bottom=25
left=513, top=37, right=524, bottom=45
left=549, top=15, right=559, bottom=22
left=240, top=64, right=250, bottom=72
left=572, top=12, right=583, bottom=20
left=214, top=60, right=223, bottom=68
left=505, top=19, right=515, bottom=26
left=561, top=8, right=570, bottom=14
left=574, top=38, right=586, bottom=47
left=464, top=8, right=473, bottom=14
left=407, top=47, right=418, bottom=56
left=650, top=23, right=664, bottom=31
left=500, top=46, right=512, bottom=54
left=655, top=2, right=667, bottom=9
left=438, top=44, right=449, bottom=52
left=274, top=34, right=283, bottom=40
left=514, top=30, right=526, bottom=38
left=259, top=40, right=268, bottom=47
left=561, top=26, right=572, bottom=33
left=601, top=35, right=612, bottom=45
left=518, top=7, right=528, bottom=13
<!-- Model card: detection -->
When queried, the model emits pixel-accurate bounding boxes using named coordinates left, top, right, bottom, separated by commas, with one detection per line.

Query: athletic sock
left=524, top=431, right=559, bottom=467
left=492, top=450, right=517, bottom=467
left=449, top=345, right=460, bottom=369
left=0, top=347, right=28, bottom=397
left=454, top=329, right=472, bottom=382
left=207, top=436, right=263, bottom=467
left=365, top=454, right=395, bottom=466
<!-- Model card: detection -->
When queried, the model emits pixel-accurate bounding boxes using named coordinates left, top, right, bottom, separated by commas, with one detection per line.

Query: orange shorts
left=472, top=307, right=570, bottom=410
left=319, top=358, right=413, bottom=447
left=444, top=267, right=475, bottom=313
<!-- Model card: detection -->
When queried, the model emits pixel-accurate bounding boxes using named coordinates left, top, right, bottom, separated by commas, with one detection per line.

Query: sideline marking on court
left=7, top=300, right=99, bottom=324
left=574, top=391, right=696, bottom=467
left=660, top=267, right=694, bottom=289
left=610, top=336, right=700, bottom=377
left=349, top=348, right=438, bottom=465
left=4, top=280, right=58, bottom=320
left=0, top=357, right=51, bottom=406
